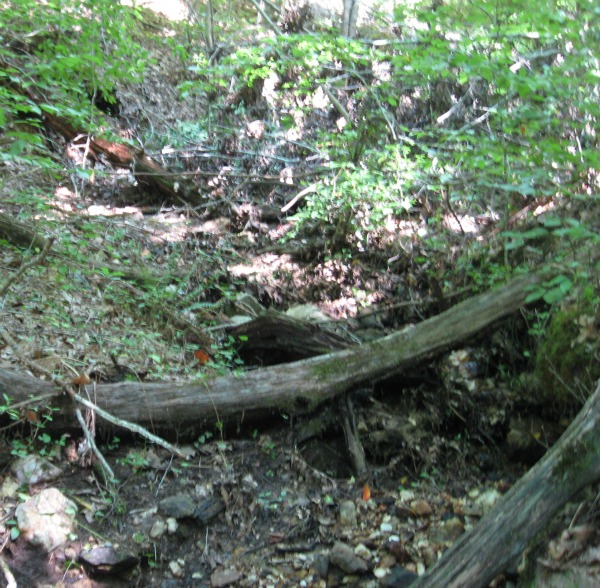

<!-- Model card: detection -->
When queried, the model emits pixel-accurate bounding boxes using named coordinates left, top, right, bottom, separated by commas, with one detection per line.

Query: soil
left=0, top=6, right=599, bottom=588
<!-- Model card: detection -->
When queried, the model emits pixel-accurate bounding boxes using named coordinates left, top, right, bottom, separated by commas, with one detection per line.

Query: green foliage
left=179, top=0, right=599, bottom=267
left=0, top=0, right=150, bottom=165
left=288, top=148, right=416, bottom=250
left=182, top=33, right=373, bottom=98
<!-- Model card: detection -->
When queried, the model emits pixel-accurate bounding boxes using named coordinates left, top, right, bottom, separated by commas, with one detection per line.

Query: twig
left=436, top=81, right=476, bottom=126
left=322, top=85, right=352, bottom=125
left=281, top=183, right=317, bottom=213
left=73, top=390, right=186, bottom=458
left=0, top=237, right=54, bottom=298
left=74, top=405, right=115, bottom=481
left=0, top=553, right=16, bottom=588
left=0, top=329, right=185, bottom=476
left=249, top=0, right=281, bottom=34
left=339, top=394, right=368, bottom=477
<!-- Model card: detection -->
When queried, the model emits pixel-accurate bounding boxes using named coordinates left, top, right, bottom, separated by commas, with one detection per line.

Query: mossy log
left=1, top=271, right=543, bottom=436
left=412, top=379, right=600, bottom=588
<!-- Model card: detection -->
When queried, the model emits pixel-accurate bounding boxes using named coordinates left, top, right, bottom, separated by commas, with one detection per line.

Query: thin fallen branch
left=73, top=390, right=185, bottom=459
left=0, top=211, right=49, bottom=251
left=74, top=405, right=115, bottom=481
left=0, top=548, right=16, bottom=588
left=0, top=328, right=184, bottom=477
left=249, top=0, right=281, bottom=34
left=322, top=85, right=352, bottom=125
left=281, top=183, right=317, bottom=213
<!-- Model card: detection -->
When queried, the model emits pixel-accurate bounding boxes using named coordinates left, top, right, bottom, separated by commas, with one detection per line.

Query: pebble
left=159, top=494, right=195, bottom=519
left=354, top=543, right=372, bottom=561
left=421, top=546, right=437, bottom=567
left=11, top=455, right=62, bottom=485
left=339, top=500, right=357, bottom=527
left=311, top=553, right=329, bottom=578
left=379, top=566, right=418, bottom=587
left=410, top=499, right=433, bottom=516
left=150, top=519, right=166, bottom=538
left=169, top=559, right=185, bottom=578
left=210, top=567, right=242, bottom=587
left=166, top=517, right=178, bottom=534
left=475, top=489, right=502, bottom=513
left=329, top=541, right=368, bottom=573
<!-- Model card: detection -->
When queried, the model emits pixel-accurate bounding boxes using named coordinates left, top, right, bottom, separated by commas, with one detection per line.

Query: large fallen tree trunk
left=412, top=379, right=600, bottom=588
left=1, top=270, right=543, bottom=435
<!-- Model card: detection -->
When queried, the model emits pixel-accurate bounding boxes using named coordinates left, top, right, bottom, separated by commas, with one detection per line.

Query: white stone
left=16, top=488, right=77, bottom=551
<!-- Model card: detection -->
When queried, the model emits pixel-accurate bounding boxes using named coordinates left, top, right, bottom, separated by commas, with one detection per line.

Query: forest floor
left=0, top=7, right=599, bottom=588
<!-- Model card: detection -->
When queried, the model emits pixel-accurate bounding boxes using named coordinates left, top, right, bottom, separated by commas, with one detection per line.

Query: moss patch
left=529, top=306, right=599, bottom=417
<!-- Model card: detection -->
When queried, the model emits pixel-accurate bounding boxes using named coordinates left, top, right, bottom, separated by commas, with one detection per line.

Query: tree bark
left=1, top=270, right=542, bottom=436
left=0, top=212, right=49, bottom=251
left=412, top=379, right=600, bottom=588
left=229, top=309, right=354, bottom=363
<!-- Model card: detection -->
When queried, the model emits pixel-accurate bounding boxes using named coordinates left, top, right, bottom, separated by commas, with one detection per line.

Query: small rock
left=150, top=519, right=166, bottom=539
left=354, top=543, right=372, bottom=561
left=421, top=546, right=437, bottom=567
left=11, top=455, right=62, bottom=485
left=387, top=539, right=412, bottom=564
left=380, top=566, right=418, bottom=587
left=169, top=559, right=185, bottom=578
left=475, top=489, right=501, bottom=514
left=329, top=541, right=368, bottom=574
left=395, top=503, right=415, bottom=519
left=410, top=500, right=432, bottom=516
left=339, top=500, right=357, bottom=528
left=374, top=566, right=389, bottom=579
left=0, top=476, right=19, bottom=499
left=158, top=494, right=195, bottom=519
left=398, top=490, right=415, bottom=502
left=246, top=120, right=265, bottom=140
left=194, top=497, right=225, bottom=523
left=16, top=488, right=77, bottom=551
left=210, top=566, right=242, bottom=587
left=311, top=553, right=329, bottom=578
left=79, top=546, right=139, bottom=576
left=434, top=516, right=464, bottom=543
left=166, top=517, right=178, bottom=534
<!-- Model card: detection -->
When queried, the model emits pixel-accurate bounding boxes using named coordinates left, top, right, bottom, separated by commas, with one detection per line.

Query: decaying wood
left=42, top=112, right=202, bottom=206
left=0, top=270, right=544, bottom=435
left=0, top=211, right=49, bottom=251
left=339, top=395, right=368, bottom=477
left=229, top=309, right=355, bottom=362
left=412, top=379, right=600, bottom=588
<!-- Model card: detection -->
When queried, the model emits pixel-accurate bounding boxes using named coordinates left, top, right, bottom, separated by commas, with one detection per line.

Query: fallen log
left=0, top=270, right=543, bottom=436
left=42, top=112, right=201, bottom=205
left=228, top=309, right=355, bottom=363
left=412, top=379, right=600, bottom=588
